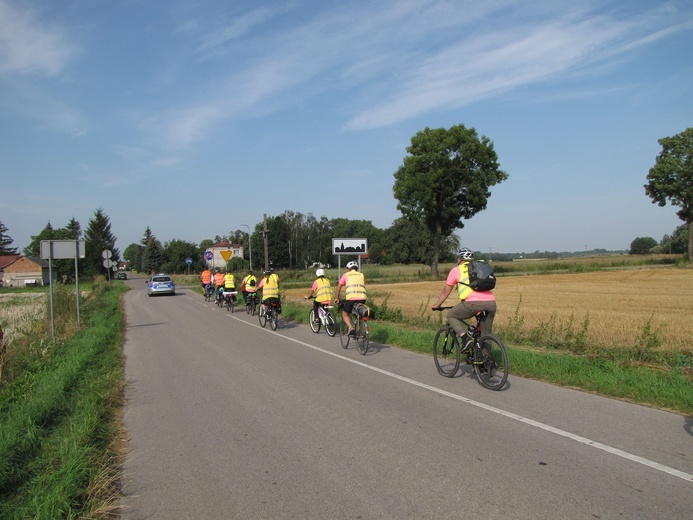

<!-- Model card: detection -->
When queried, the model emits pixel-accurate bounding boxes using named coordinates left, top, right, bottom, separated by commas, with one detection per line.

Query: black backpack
left=464, top=260, right=496, bottom=291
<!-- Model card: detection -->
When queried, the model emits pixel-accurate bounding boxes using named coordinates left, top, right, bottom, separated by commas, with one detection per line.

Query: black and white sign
left=332, top=238, right=368, bottom=255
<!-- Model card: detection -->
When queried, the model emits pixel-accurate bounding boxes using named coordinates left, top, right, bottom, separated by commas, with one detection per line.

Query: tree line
left=1, top=123, right=690, bottom=277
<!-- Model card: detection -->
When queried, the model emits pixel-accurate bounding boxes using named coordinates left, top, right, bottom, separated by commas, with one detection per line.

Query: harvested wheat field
left=285, top=268, right=693, bottom=351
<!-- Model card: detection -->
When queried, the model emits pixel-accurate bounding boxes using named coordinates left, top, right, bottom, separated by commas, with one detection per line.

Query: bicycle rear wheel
left=269, top=307, right=278, bottom=330
left=309, top=309, right=321, bottom=333
left=433, top=328, right=460, bottom=377
left=339, top=319, right=350, bottom=348
left=258, top=306, right=267, bottom=328
left=356, top=318, right=370, bottom=355
left=325, top=312, right=337, bottom=337
left=473, top=335, right=509, bottom=390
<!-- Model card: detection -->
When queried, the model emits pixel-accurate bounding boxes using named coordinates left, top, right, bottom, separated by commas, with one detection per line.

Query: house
left=207, top=241, right=244, bottom=270
left=0, top=255, right=21, bottom=287
left=1, top=256, right=52, bottom=287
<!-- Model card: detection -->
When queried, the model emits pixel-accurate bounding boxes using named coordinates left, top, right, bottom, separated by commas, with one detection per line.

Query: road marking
left=187, top=295, right=693, bottom=483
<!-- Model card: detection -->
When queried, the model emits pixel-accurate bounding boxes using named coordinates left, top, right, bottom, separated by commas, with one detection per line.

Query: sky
left=1, top=0, right=692, bottom=256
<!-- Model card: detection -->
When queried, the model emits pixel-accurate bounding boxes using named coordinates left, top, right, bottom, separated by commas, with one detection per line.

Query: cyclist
left=258, top=268, right=281, bottom=315
left=240, top=270, right=257, bottom=306
left=431, top=247, right=496, bottom=337
left=200, top=267, right=212, bottom=298
left=305, top=268, right=333, bottom=323
left=334, top=260, right=366, bottom=336
left=223, top=270, right=237, bottom=303
left=213, top=267, right=225, bottom=303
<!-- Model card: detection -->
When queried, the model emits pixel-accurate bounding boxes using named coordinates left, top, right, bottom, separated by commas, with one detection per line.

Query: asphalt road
left=119, top=278, right=692, bottom=519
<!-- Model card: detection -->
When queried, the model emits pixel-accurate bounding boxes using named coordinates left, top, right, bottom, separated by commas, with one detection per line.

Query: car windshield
left=152, top=276, right=171, bottom=283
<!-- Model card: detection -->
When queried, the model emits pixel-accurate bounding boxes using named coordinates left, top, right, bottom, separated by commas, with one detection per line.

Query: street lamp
left=241, top=224, right=252, bottom=272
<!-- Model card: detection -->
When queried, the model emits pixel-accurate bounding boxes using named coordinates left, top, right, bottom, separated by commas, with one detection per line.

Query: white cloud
left=0, top=0, right=73, bottom=76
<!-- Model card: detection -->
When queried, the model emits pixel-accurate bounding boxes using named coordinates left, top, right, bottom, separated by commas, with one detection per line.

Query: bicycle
left=215, top=287, right=226, bottom=307
left=203, top=284, right=214, bottom=302
left=223, top=290, right=237, bottom=313
left=307, top=297, right=337, bottom=337
left=258, top=300, right=279, bottom=330
left=338, top=302, right=370, bottom=355
left=245, top=292, right=258, bottom=316
left=432, top=307, right=509, bottom=390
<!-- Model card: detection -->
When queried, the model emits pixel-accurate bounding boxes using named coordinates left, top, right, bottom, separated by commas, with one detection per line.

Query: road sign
left=220, top=250, right=232, bottom=262
left=204, top=250, right=214, bottom=261
left=103, top=259, right=115, bottom=269
left=185, top=258, right=193, bottom=265
left=332, top=238, right=368, bottom=255
left=102, top=249, right=112, bottom=260
left=40, top=240, right=86, bottom=260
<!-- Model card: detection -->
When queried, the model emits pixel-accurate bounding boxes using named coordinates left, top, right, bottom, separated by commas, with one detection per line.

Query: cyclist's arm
left=432, top=283, right=455, bottom=310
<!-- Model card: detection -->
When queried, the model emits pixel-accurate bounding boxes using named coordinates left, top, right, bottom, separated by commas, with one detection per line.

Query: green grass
left=280, top=298, right=693, bottom=415
left=0, top=280, right=126, bottom=519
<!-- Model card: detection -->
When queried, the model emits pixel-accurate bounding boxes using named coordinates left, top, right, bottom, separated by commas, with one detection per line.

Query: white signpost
left=40, top=240, right=86, bottom=337
left=332, top=238, right=368, bottom=276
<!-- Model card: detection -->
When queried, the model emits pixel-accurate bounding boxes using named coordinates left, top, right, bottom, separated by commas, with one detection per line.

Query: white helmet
left=346, top=261, right=358, bottom=270
left=315, top=268, right=325, bottom=277
left=456, top=247, right=475, bottom=260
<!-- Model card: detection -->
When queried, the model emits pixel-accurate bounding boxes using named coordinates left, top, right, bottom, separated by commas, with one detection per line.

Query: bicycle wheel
left=473, top=335, right=509, bottom=390
left=258, top=306, right=267, bottom=328
left=355, top=318, right=370, bottom=355
left=433, top=328, right=460, bottom=377
left=269, top=307, right=278, bottom=330
left=309, top=309, right=321, bottom=333
left=325, top=312, right=337, bottom=337
left=339, top=318, right=350, bottom=349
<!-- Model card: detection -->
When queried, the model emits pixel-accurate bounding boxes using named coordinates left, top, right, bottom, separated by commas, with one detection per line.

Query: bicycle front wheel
left=309, top=309, right=320, bottom=333
left=339, top=319, right=350, bottom=349
left=325, top=312, right=337, bottom=337
left=258, top=306, right=267, bottom=328
left=433, top=328, right=460, bottom=377
left=473, top=335, right=509, bottom=390
left=356, top=318, right=370, bottom=355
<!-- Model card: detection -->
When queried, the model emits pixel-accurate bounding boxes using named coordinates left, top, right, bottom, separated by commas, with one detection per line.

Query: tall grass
left=0, top=279, right=126, bottom=519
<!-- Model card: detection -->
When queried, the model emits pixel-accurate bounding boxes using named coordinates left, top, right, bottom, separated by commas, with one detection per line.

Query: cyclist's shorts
left=343, top=299, right=365, bottom=314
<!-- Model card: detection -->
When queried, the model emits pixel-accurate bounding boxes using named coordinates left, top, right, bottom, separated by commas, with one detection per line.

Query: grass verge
left=0, top=280, right=126, bottom=519
left=280, top=299, right=693, bottom=415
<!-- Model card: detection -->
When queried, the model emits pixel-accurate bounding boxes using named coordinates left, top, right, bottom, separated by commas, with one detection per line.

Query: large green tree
left=644, top=127, right=693, bottom=261
left=83, top=209, right=119, bottom=277
left=629, top=236, right=658, bottom=255
left=0, top=221, right=18, bottom=255
left=393, top=124, right=508, bottom=277
left=140, top=227, right=164, bottom=274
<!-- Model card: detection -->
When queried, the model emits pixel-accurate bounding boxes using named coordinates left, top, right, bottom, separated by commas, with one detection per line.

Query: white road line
left=188, top=295, right=693, bottom=483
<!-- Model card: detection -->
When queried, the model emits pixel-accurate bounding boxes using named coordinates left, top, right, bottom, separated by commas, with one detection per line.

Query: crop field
left=0, top=293, right=45, bottom=345
left=284, top=267, right=693, bottom=352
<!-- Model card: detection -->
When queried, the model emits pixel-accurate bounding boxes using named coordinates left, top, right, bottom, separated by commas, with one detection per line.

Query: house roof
left=0, top=255, right=21, bottom=270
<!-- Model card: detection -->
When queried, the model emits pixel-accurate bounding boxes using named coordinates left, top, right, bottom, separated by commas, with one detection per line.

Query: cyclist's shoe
left=313, top=319, right=320, bottom=324
left=347, top=329, right=356, bottom=337
left=460, top=337, right=473, bottom=353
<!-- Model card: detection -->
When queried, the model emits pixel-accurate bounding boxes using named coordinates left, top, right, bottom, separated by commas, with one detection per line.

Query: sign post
left=332, top=238, right=368, bottom=277
left=40, top=240, right=86, bottom=337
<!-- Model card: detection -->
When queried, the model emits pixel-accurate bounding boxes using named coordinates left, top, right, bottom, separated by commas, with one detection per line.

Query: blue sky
left=1, top=0, right=691, bottom=256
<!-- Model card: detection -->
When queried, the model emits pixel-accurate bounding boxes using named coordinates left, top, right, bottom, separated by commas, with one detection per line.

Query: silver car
left=146, top=274, right=175, bottom=296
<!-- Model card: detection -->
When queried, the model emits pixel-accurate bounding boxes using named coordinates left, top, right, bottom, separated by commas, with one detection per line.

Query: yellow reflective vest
left=345, top=271, right=366, bottom=300
left=314, top=277, right=333, bottom=303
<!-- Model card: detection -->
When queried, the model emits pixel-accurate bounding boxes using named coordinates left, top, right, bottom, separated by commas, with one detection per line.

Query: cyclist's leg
left=446, top=302, right=475, bottom=336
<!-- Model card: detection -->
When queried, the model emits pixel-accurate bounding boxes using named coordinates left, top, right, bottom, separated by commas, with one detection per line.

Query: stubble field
left=285, top=268, right=693, bottom=352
